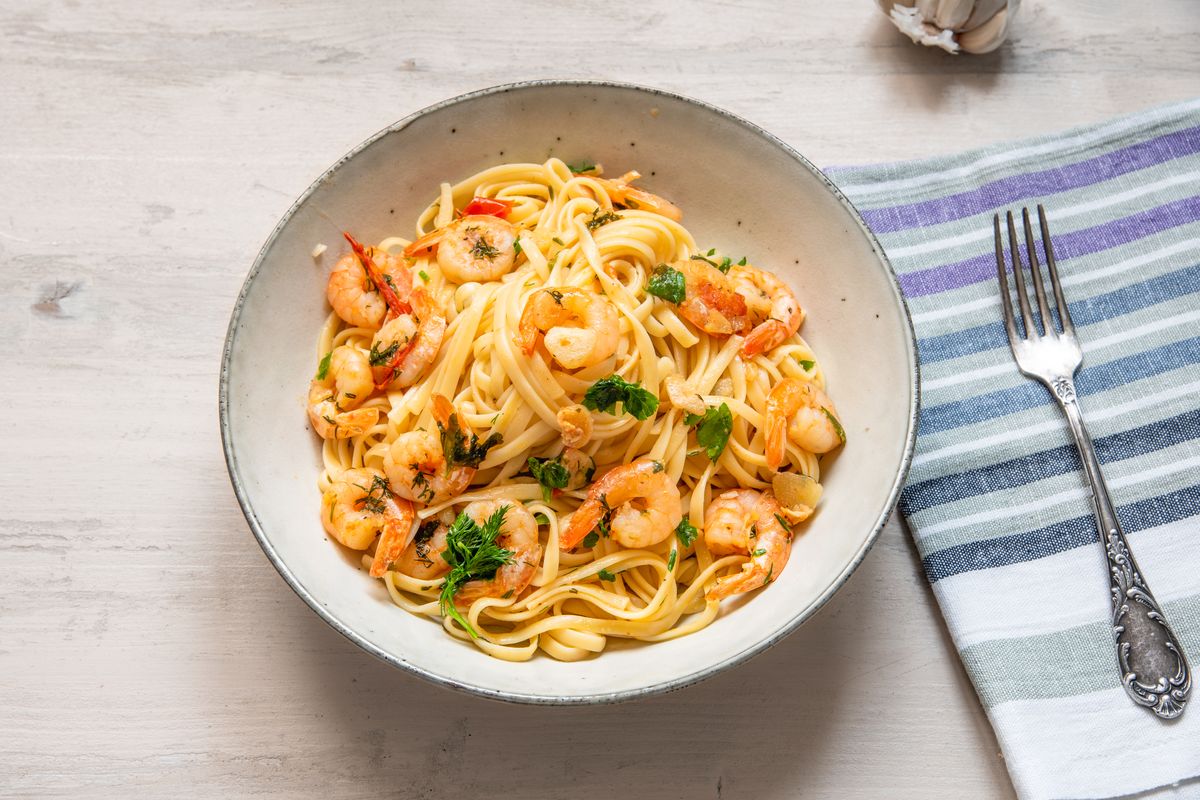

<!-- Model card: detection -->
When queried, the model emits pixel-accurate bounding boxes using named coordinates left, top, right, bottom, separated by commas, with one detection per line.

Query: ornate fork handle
left=1052, top=375, right=1192, bottom=719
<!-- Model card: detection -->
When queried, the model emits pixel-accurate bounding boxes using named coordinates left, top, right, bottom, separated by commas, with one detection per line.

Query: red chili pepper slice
left=461, top=197, right=513, bottom=219
left=343, top=232, right=408, bottom=318
left=373, top=336, right=420, bottom=391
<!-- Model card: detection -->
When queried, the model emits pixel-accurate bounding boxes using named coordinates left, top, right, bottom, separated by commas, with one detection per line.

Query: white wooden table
left=6, top=2, right=1198, bottom=796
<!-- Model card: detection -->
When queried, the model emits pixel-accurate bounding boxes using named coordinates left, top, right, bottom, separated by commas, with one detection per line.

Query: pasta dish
left=307, top=159, right=845, bottom=661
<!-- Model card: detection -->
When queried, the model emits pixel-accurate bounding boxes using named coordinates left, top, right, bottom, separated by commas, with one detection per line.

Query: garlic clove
left=928, top=0, right=974, bottom=30
left=958, top=5, right=1012, bottom=53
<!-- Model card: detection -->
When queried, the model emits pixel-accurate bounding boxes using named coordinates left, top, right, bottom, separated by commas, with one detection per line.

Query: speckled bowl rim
left=219, top=79, right=920, bottom=706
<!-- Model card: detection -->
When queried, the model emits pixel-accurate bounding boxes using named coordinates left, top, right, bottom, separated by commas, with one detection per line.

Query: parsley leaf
left=689, top=252, right=736, bottom=274
left=582, top=375, right=659, bottom=421
left=418, top=270, right=430, bottom=283
left=667, top=549, right=677, bottom=571
left=438, top=413, right=503, bottom=470
left=598, top=568, right=618, bottom=582
left=751, top=548, right=767, bottom=557
left=675, top=518, right=699, bottom=548
left=527, top=455, right=570, bottom=502
left=316, top=352, right=332, bottom=380
left=513, top=239, right=523, bottom=256
left=438, top=505, right=515, bottom=638
left=693, top=403, right=733, bottom=461
left=799, top=359, right=815, bottom=371
left=645, top=263, right=686, bottom=304
left=582, top=531, right=600, bottom=548
left=567, top=160, right=597, bottom=174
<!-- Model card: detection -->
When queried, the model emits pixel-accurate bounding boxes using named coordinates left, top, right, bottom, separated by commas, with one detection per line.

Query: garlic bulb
left=876, top=0, right=1019, bottom=55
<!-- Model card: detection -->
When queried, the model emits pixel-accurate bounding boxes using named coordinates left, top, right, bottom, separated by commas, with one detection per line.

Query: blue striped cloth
left=828, top=99, right=1200, bottom=800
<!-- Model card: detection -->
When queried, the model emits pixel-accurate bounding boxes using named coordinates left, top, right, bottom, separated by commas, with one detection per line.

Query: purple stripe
left=859, top=125, right=1200, bottom=234
left=897, top=194, right=1200, bottom=298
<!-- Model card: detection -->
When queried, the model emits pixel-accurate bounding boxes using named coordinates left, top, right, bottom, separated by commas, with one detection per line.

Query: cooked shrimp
left=383, top=394, right=500, bottom=505
left=561, top=458, right=682, bottom=550
left=667, top=259, right=750, bottom=337
left=320, top=468, right=413, bottom=554
left=369, top=286, right=447, bottom=389
left=729, top=263, right=805, bottom=356
left=594, top=171, right=682, bottom=222
left=453, top=501, right=542, bottom=607
left=560, top=447, right=596, bottom=491
left=404, top=215, right=519, bottom=283
left=704, top=489, right=791, bottom=600
left=557, top=404, right=593, bottom=448
left=390, top=512, right=454, bottom=580
left=326, top=244, right=412, bottom=330
left=307, top=346, right=379, bottom=440
left=764, top=378, right=845, bottom=469
left=515, top=287, right=619, bottom=369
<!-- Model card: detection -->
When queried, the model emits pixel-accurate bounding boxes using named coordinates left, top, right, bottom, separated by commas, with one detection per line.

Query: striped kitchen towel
left=828, top=98, right=1200, bottom=800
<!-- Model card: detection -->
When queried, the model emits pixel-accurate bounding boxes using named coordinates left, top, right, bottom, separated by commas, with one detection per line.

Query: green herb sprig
left=527, top=455, right=570, bottom=502
left=683, top=402, right=733, bottom=461
left=645, top=263, right=686, bottom=304
left=582, top=375, right=659, bottom=421
left=438, top=414, right=503, bottom=470
left=439, top=505, right=514, bottom=638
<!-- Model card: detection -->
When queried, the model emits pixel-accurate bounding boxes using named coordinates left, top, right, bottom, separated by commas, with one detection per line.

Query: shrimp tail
left=741, top=320, right=787, bottom=357
left=403, top=228, right=446, bottom=257
left=708, top=563, right=767, bottom=601
left=765, top=413, right=789, bottom=470
left=560, top=500, right=603, bottom=550
left=369, top=497, right=417, bottom=577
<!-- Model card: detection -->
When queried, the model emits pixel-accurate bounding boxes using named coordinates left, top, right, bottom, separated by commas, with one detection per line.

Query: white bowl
left=220, top=81, right=918, bottom=704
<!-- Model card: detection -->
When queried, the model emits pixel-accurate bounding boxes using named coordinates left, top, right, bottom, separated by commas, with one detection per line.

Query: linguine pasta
left=309, top=158, right=842, bottom=662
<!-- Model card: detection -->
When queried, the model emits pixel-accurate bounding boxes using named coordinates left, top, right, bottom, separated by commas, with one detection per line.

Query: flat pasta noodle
left=311, top=157, right=840, bottom=662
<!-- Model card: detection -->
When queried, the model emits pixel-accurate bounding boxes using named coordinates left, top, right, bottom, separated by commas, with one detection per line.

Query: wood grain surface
left=4, top=1, right=1198, bottom=797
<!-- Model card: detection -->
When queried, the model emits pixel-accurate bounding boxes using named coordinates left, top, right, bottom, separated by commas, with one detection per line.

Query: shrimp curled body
left=320, top=468, right=415, bottom=565
left=704, top=489, right=791, bottom=600
left=765, top=378, right=845, bottom=469
left=326, top=249, right=411, bottom=330
left=561, top=458, right=682, bottom=550
left=453, top=501, right=542, bottom=608
left=515, top=287, right=619, bottom=370
left=307, top=345, right=378, bottom=440
left=405, top=215, right=519, bottom=284
left=730, top=264, right=805, bottom=357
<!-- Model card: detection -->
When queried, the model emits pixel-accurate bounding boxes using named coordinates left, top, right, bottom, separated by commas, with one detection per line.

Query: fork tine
left=993, top=214, right=1020, bottom=347
left=1038, top=204, right=1075, bottom=336
left=1022, top=207, right=1055, bottom=334
left=1006, top=211, right=1038, bottom=338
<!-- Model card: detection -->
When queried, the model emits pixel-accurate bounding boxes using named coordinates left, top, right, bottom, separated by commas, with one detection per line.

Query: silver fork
left=994, top=206, right=1191, bottom=720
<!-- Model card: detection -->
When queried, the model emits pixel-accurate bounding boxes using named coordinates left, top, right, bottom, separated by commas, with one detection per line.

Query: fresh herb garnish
left=799, top=359, right=815, bottom=371
left=316, top=352, right=332, bottom=380
left=469, top=236, right=501, bottom=260
left=667, top=549, right=677, bottom=571
left=527, top=455, right=571, bottom=502
left=418, top=270, right=430, bottom=283
left=546, top=289, right=564, bottom=305
left=675, top=518, right=699, bottom=548
left=438, top=413, right=503, bottom=470
left=586, top=208, right=621, bottom=230
left=685, top=403, right=733, bottom=461
left=513, top=239, right=523, bottom=256
left=751, top=548, right=767, bottom=557
left=438, top=506, right=514, bottom=637
left=552, top=236, right=565, bottom=246
left=598, top=568, right=618, bottom=582
left=534, top=512, right=550, bottom=526
left=368, top=340, right=401, bottom=367
left=412, top=520, right=439, bottom=567
left=582, top=375, right=659, bottom=421
left=774, top=513, right=792, bottom=531
left=821, top=407, right=846, bottom=443
left=567, top=160, right=597, bottom=174
left=737, top=257, right=747, bottom=266
left=582, top=531, right=600, bottom=548
left=645, top=263, right=686, bottom=304
left=689, top=252, right=734, bottom=274
left=359, top=475, right=394, bottom=515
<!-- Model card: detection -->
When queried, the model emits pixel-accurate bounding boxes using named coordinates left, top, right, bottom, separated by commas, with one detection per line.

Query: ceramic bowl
left=220, top=81, right=918, bottom=704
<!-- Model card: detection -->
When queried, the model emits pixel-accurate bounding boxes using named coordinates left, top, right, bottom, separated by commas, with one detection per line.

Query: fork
left=994, top=206, right=1192, bottom=720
